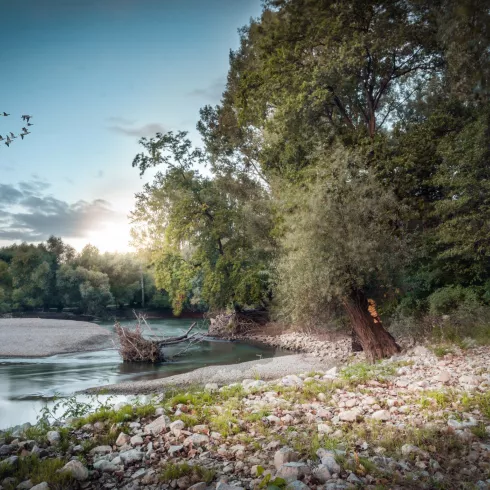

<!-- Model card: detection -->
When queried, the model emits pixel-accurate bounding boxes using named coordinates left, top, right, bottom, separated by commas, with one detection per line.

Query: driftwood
left=208, top=309, right=269, bottom=338
left=115, top=313, right=202, bottom=362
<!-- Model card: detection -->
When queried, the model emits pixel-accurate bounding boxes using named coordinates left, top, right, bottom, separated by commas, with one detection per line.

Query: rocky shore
left=1, top=344, right=489, bottom=489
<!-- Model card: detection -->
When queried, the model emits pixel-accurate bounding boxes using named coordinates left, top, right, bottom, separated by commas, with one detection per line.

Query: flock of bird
left=0, top=113, right=33, bottom=146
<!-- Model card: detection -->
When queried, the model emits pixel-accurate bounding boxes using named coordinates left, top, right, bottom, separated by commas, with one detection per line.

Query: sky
left=0, top=0, right=262, bottom=252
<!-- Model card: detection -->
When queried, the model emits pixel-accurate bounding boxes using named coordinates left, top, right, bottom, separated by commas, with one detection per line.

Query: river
left=0, top=318, right=283, bottom=429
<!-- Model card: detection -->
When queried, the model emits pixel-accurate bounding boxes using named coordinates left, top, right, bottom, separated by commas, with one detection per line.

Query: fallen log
left=115, top=315, right=201, bottom=362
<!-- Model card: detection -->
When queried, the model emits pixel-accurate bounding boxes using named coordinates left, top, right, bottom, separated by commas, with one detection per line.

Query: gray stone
left=130, top=435, right=144, bottom=446
left=120, top=448, right=144, bottom=464
left=144, top=414, right=169, bottom=435
left=285, top=481, right=311, bottom=490
left=436, top=371, right=451, bottom=383
left=30, top=484, right=49, bottom=490
left=312, top=464, right=331, bottom=482
left=170, top=420, right=185, bottom=436
left=115, top=432, right=130, bottom=446
left=59, top=460, right=89, bottom=481
left=132, top=468, right=148, bottom=479
left=274, top=447, right=299, bottom=470
left=216, top=483, right=244, bottom=490
left=90, top=445, right=112, bottom=455
left=338, top=410, right=360, bottom=422
left=346, top=472, right=362, bottom=484
left=205, top=383, right=219, bottom=392
left=276, top=462, right=311, bottom=482
left=317, top=449, right=341, bottom=475
left=46, top=431, right=60, bottom=445
left=371, top=410, right=390, bottom=421
left=168, top=445, right=184, bottom=456
left=184, top=433, right=209, bottom=446
left=188, top=483, right=207, bottom=490
left=93, top=459, right=119, bottom=473
left=0, top=444, right=14, bottom=456
left=5, top=455, right=19, bottom=468
left=16, top=479, right=33, bottom=489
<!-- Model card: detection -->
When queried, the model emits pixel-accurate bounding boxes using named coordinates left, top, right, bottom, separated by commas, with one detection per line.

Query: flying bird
left=2, top=112, right=9, bottom=116
left=22, top=127, right=28, bottom=132
left=5, top=141, right=10, bottom=147
left=27, top=122, right=33, bottom=126
left=21, top=115, right=32, bottom=122
left=0, top=136, right=3, bottom=141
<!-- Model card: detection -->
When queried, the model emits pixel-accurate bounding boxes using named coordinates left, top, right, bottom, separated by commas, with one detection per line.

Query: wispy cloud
left=0, top=180, right=124, bottom=242
left=188, top=77, right=226, bottom=102
left=108, top=122, right=167, bottom=138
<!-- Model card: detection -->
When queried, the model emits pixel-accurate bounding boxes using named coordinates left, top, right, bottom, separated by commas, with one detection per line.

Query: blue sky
left=0, top=0, right=261, bottom=251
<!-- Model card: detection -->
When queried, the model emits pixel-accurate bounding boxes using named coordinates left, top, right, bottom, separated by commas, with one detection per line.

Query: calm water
left=0, top=318, right=283, bottom=429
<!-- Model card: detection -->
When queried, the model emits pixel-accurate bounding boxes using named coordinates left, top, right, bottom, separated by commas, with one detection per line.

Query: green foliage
left=160, top=462, right=215, bottom=484
left=428, top=286, right=480, bottom=315
left=0, top=237, right=168, bottom=315
left=0, top=455, right=72, bottom=489
left=275, top=145, right=406, bottom=327
left=130, top=131, right=274, bottom=314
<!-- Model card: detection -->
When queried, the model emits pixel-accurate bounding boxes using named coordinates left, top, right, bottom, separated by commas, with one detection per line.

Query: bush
left=428, top=286, right=480, bottom=315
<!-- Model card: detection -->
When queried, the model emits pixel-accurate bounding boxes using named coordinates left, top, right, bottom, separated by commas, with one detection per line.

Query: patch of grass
left=470, top=423, right=488, bottom=439
left=417, top=390, right=457, bottom=409
left=160, top=462, right=215, bottom=484
left=209, top=410, right=240, bottom=437
left=244, top=410, right=270, bottom=422
left=340, top=362, right=397, bottom=385
left=0, top=455, right=73, bottom=490
left=432, top=345, right=455, bottom=358
left=461, top=391, right=490, bottom=418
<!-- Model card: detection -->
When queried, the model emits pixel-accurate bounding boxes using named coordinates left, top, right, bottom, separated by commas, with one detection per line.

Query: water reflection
left=0, top=318, right=283, bottom=429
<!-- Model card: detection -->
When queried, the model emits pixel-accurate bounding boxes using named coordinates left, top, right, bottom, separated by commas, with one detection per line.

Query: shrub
left=428, top=286, right=480, bottom=315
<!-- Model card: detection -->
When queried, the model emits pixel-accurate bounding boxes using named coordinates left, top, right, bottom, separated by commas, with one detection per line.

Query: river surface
left=0, top=318, right=283, bottom=429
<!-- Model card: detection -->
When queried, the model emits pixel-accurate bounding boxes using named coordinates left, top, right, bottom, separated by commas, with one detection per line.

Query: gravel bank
left=0, top=318, right=113, bottom=357
left=85, top=353, right=335, bottom=394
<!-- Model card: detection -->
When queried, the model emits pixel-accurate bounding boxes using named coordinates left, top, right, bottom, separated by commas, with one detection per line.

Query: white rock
left=120, top=448, right=144, bottom=464
left=318, top=423, right=333, bottom=434
left=205, top=383, right=219, bottom=392
left=90, top=445, right=112, bottom=455
left=46, top=431, right=60, bottom=445
left=170, top=420, right=185, bottom=436
left=339, top=409, right=360, bottom=422
left=184, top=434, right=209, bottom=446
left=436, top=371, right=451, bottom=383
left=276, top=462, right=311, bottom=482
left=59, top=460, right=88, bottom=481
left=130, top=435, right=144, bottom=446
left=144, top=414, right=169, bottom=435
left=274, top=447, right=299, bottom=470
left=371, top=410, right=390, bottom=421
left=116, top=432, right=130, bottom=446
left=313, top=464, right=332, bottom=482
left=93, top=459, right=119, bottom=473
left=30, top=484, right=49, bottom=490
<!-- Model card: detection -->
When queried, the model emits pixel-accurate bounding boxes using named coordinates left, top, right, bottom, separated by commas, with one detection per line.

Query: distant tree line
left=130, top=0, right=490, bottom=360
left=0, top=237, right=173, bottom=316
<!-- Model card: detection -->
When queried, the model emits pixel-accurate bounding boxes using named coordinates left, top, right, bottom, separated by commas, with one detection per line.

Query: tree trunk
left=343, top=289, right=400, bottom=362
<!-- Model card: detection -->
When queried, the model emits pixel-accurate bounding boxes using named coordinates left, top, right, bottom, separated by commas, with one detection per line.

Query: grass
left=432, top=345, right=455, bottom=358
left=160, top=462, right=215, bottom=484
left=417, top=390, right=457, bottom=409
left=0, top=455, right=73, bottom=490
left=461, top=391, right=490, bottom=418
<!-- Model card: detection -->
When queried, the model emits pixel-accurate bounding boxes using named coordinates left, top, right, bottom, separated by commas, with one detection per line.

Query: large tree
left=130, top=131, right=274, bottom=315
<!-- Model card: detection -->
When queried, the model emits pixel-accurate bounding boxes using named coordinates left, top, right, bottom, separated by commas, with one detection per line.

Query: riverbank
left=84, top=353, right=335, bottom=395
left=1, top=344, right=489, bottom=489
left=0, top=319, right=112, bottom=357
